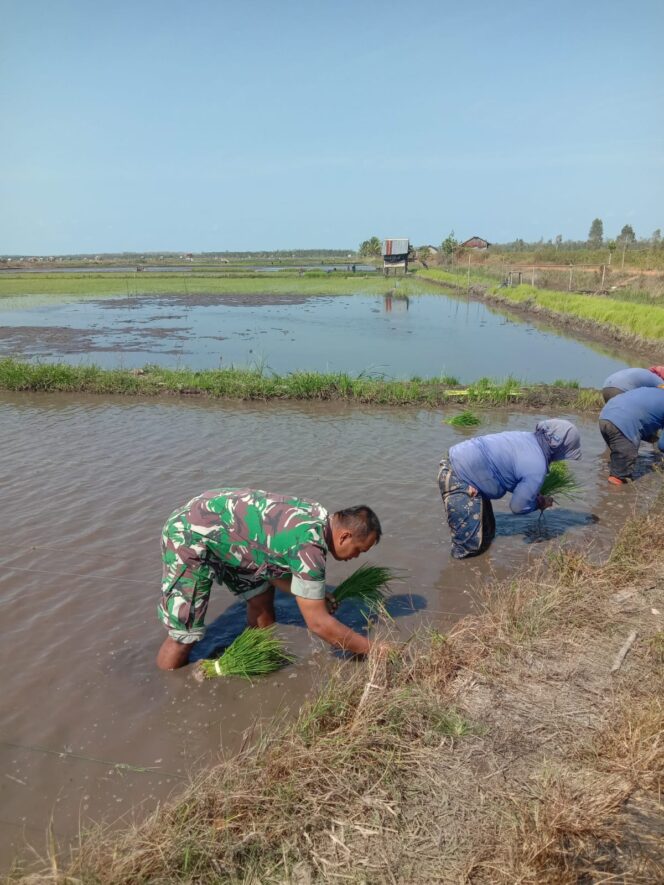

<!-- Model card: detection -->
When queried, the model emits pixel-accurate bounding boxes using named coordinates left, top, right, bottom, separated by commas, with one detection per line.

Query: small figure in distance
left=599, top=387, right=664, bottom=485
left=601, top=366, right=664, bottom=403
left=438, top=419, right=582, bottom=559
left=156, top=489, right=382, bottom=670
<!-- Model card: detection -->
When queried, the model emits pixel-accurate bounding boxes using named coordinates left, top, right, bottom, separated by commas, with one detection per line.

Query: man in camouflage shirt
left=156, top=488, right=382, bottom=669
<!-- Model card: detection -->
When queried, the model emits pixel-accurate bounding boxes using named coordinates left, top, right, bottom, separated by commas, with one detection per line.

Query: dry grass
left=9, top=499, right=664, bottom=883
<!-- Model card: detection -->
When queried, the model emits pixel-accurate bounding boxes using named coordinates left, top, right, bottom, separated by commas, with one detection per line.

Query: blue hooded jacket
left=599, top=387, right=664, bottom=450
left=602, top=367, right=662, bottom=392
left=448, top=419, right=582, bottom=515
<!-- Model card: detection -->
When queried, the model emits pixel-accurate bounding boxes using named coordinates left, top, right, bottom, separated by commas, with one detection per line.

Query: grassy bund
left=12, top=495, right=664, bottom=882
left=0, top=358, right=605, bottom=410
left=421, top=268, right=664, bottom=347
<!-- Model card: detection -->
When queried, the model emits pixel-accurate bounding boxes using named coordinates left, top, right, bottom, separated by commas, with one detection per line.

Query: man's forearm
left=307, top=613, right=370, bottom=654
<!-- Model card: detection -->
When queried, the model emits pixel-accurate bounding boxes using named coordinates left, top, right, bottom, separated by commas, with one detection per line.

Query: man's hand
left=467, top=484, right=479, bottom=497
left=295, top=596, right=370, bottom=655
left=536, top=494, right=554, bottom=511
left=325, top=592, right=339, bottom=615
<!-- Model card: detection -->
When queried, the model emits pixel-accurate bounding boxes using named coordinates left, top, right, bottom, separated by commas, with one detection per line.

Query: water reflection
left=0, top=291, right=638, bottom=383
left=383, top=293, right=410, bottom=313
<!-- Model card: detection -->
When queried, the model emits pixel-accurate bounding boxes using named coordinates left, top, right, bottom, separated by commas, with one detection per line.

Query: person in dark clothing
left=601, top=366, right=664, bottom=403
left=438, top=419, right=582, bottom=559
left=599, top=387, right=664, bottom=484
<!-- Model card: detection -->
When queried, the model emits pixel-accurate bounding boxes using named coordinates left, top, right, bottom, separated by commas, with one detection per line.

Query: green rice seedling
left=540, top=462, right=581, bottom=501
left=445, top=410, right=481, bottom=427
left=199, top=626, right=295, bottom=679
left=333, top=564, right=396, bottom=611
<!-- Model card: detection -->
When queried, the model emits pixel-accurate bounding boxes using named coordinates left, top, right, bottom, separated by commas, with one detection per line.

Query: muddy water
left=0, top=291, right=634, bottom=382
left=1, top=393, right=660, bottom=869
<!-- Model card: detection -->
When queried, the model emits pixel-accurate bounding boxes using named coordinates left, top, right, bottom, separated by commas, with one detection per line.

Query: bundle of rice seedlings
left=200, top=626, right=295, bottom=679
left=334, top=564, right=395, bottom=611
left=445, top=410, right=481, bottom=427
left=540, top=461, right=581, bottom=501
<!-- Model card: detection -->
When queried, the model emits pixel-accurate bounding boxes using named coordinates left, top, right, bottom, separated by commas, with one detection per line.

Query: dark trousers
left=599, top=418, right=638, bottom=480
left=438, top=459, right=496, bottom=558
left=602, top=386, right=623, bottom=403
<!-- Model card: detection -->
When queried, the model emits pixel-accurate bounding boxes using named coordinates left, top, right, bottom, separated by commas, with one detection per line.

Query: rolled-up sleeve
left=290, top=574, right=326, bottom=599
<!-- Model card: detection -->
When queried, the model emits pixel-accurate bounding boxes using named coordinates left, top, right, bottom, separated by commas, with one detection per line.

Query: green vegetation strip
left=0, top=359, right=605, bottom=409
left=0, top=272, right=437, bottom=300
left=421, top=269, right=664, bottom=342
left=492, top=283, right=664, bottom=341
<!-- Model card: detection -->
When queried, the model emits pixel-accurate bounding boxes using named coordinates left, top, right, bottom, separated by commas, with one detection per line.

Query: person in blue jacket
left=601, top=366, right=664, bottom=402
left=599, top=387, right=664, bottom=484
left=438, top=419, right=582, bottom=559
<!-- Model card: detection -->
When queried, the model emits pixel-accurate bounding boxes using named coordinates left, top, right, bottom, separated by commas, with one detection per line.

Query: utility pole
left=568, top=264, right=573, bottom=292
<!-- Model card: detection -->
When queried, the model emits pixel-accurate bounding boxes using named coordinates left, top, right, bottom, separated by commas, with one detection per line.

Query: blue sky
left=1, top=0, right=662, bottom=254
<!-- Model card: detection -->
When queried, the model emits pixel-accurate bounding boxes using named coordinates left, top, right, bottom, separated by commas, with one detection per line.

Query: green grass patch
left=488, top=283, right=664, bottom=342
left=420, top=267, right=497, bottom=288
left=466, top=376, right=522, bottom=403
left=0, top=358, right=607, bottom=410
left=420, top=267, right=664, bottom=342
left=576, top=388, right=604, bottom=409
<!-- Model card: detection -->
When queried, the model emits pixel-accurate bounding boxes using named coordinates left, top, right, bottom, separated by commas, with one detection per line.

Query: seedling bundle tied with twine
left=201, top=565, right=398, bottom=679
left=200, top=626, right=295, bottom=680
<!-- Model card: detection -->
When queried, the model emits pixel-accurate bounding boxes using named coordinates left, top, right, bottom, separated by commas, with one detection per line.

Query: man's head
left=328, top=505, right=382, bottom=561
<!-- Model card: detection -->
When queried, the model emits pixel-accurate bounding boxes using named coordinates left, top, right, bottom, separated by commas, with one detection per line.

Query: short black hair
left=333, top=505, right=382, bottom=543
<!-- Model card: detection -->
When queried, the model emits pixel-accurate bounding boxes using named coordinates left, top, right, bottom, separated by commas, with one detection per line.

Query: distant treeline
left=0, top=249, right=355, bottom=261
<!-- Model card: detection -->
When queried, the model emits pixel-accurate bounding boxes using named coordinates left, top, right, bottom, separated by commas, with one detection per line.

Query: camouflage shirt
left=169, top=488, right=330, bottom=599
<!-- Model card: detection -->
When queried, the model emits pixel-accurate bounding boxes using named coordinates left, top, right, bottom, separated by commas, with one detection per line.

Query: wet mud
left=1, top=393, right=661, bottom=869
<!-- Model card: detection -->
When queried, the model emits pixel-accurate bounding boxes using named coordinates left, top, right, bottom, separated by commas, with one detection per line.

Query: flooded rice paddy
left=1, top=391, right=661, bottom=869
left=0, top=289, right=633, bottom=382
